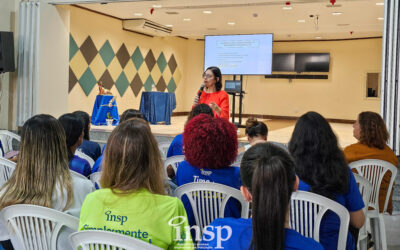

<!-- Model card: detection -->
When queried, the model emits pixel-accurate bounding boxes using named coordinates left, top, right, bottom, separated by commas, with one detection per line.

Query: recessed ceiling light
left=203, top=10, right=212, bottom=14
left=315, top=36, right=322, bottom=39
left=376, top=2, right=384, bottom=5
left=227, top=22, right=236, bottom=26
left=332, top=12, right=342, bottom=15
left=377, top=17, right=384, bottom=20
left=134, top=13, right=143, bottom=16
left=152, top=4, right=162, bottom=8
left=297, top=20, right=306, bottom=23
left=183, top=18, right=191, bottom=21
left=165, top=24, right=173, bottom=27
left=282, top=6, right=292, bottom=10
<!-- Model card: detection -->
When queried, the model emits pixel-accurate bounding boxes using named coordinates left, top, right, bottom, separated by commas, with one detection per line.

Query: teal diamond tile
left=69, top=34, right=79, bottom=61
left=115, top=71, right=130, bottom=96
left=99, top=40, right=115, bottom=67
left=131, top=47, right=144, bottom=70
left=157, top=52, right=167, bottom=73
left=144, top=75, right=154, bottom=92
left=167, top=77, right=177, bottom=93
left=78, top=67, right=97, bottom=96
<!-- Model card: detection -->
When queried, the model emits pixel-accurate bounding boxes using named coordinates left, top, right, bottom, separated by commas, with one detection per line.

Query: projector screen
left=204, top=34, right=273, bottom=75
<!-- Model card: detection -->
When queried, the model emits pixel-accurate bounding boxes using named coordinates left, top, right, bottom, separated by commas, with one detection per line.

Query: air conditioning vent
left=123, top=19, right=172, bottom=36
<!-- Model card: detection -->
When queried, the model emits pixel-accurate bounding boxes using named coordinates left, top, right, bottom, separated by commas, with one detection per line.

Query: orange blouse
left=199, top=90, right=229, bottom=119
left=344, top=142, right=398, bottom=214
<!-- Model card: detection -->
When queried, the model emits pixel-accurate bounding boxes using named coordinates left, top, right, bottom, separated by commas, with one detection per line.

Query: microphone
left=198, top=83, right=205, bottom=98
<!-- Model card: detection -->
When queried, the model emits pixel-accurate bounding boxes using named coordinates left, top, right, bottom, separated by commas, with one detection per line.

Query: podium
left=91, top=95, right=120, bottom=126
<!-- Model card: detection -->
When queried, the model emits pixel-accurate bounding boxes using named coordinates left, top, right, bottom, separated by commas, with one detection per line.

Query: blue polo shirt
left=199, top=218, right=323, bottom=250
left=78, top=139, right=101, bottom=162
left=167, top=134, right=183, bottom=158
left=176, top=160, right=242, bottom=229
left=298, top=167, right=364, bottom=250
left=69, top=155, right=91, bottom=177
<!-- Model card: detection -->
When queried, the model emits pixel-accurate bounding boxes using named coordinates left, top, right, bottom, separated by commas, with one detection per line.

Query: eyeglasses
left=202, top=73, right=214, bottom=79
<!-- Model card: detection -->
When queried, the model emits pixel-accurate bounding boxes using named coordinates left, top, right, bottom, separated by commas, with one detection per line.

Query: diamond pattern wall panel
left=69, top=34, right=182, bottom=96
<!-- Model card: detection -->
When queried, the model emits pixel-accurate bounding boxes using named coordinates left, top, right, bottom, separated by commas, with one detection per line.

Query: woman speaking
left=193, top=66, right=229, bottom=119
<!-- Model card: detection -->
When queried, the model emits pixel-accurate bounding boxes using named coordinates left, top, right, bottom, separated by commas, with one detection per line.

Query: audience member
left=73, top=111, right=101, bottom=162
left=59, top=113, right=91, bottom=177
left=344, top=111, right=398, bottom=214
left=167, top=104, right=214, bottom=158
left=289, top=111, right=364, bottom=250
left=0, top=114, right=94, bottom=250
left=199, top=143, right=323, bottom=250
left=79, top=118, right=193, bottom=249
left=238, top=117, right=268, bottom=153
left=176, top=114, right=240, bottom=228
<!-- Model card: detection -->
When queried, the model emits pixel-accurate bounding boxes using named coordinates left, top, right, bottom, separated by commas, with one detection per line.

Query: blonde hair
left=101, top=118, right=166, bottom=195
left=0, top=114, right=73, bottom=210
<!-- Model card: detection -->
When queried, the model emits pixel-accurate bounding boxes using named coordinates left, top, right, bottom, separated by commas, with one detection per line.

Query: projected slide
left=204, top=34, right=273, bottom=75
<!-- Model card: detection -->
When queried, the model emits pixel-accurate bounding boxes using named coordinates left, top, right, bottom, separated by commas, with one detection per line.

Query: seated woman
left=59, top=113, right=91, bottom=177
left=0, top=114, right=94, bottom=250
left=199, top=143, right=323, bottom=250
left=91, top=109, right=145, bottom=173
left=73, top=110, right=101, bottom=162
left=344, top=111, right=398, bottom=214
left=79, top=118, right=193, bottom=249
left=167, top=104, right=214, bottom=158
left=289, top=111, right=365, bottom=250
left=176, top=114, right=241, bottom=227
left=238, top=117, right=268, bottom=153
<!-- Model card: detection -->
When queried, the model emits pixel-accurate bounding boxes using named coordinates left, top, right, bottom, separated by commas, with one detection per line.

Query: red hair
left=183, top=114, right=238, bottom=169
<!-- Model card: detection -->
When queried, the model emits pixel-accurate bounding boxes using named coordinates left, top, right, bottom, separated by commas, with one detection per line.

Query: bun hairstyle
left=240, top=143, right=296, bottom=250
left=245, top=117, right=268, bottom=138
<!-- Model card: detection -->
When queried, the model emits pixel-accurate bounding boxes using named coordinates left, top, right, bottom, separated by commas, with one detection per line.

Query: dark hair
left=59, top=113, right=84, bottom=161
left=120, top=109, right=145, bottom=123
left=73, top=111, right=90, bottom=140
left=205, top=66, right=222, bottom=91
left=187, top=104, right=214, bottom=121
left=240, top=143, right=296, bottom=250
left=245, top=117, right=268, bottom=138
left=288, top=112, right=348, bottom=199
left=184, top=114, right=237, bottom=169
left=358, top=111, right=389, bottom=149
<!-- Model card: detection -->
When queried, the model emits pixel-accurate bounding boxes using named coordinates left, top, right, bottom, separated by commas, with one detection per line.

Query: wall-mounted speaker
left=0, top=32, right=15, bottom=73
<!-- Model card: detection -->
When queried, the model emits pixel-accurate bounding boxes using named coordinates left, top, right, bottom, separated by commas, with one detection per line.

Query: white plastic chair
left=354, top=173, right=372, bottom=250
left=0, top=130, right=20, bottom=155
left=69, top=230, right=162, bottom=250
left=75, top=149, right=95, bottom=168
left=70, top=170, right=88, bottom=180
left=89, top=171, right=102, bottom=189
left=1, top=204, right=79, bottom=250
left=289, top=191, right=350, bottom=250
left=158, top=141, right=171, bottom=160
left=0, top=157, right=16, bottom=187
left=164, top=155, right=185, bottom=180
left=349, top=159, right=398, bottom=250
left=174, top=183, right=249, bottom=232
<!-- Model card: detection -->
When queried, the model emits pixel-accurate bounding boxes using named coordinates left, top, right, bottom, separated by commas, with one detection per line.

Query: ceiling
left=69, top=0, right=385, bottom=40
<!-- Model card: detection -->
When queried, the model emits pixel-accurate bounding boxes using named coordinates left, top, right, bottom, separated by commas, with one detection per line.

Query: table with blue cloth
left=91, top=95, right=120, bottom=126
left=139, top=92, right=176, bottom=125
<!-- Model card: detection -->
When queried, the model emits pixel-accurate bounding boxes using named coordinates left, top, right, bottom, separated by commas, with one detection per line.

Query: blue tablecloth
left=91, top=95, right=120, bottom=126
left=139, top=92, right=176, bottom=125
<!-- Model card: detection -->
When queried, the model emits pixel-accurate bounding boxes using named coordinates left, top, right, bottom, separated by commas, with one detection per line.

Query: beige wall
left=69, top=6, right=381, bottom=120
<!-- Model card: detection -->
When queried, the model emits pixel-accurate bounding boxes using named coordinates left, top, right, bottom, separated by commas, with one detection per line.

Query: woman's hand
left=209, top=102, right=221, bottom=115
left=193, top=95, right=200, bottom=106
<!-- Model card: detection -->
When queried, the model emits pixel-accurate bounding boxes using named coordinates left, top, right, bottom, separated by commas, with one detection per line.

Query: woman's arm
left=350, top=209, right=365, bottom=229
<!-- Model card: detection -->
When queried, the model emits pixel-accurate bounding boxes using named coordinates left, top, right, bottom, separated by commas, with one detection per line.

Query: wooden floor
left=91, top=116, right=357, bottom=148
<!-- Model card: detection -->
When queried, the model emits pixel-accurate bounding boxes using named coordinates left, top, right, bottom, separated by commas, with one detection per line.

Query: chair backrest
left=174, top=182, right=249, bottom=231
left=69, top=230, right=162, bottom=250
left=89, top=171, right=102, bottom=189
left=349, top=159, right=398, bottom=212
left=353, top=173, right=372, bottom=244
left=70, top=170, right=88, bottom=180
left=0, top=130, right=20, bottom=154
left=1, top=204, right=79, bottom=250
left=0, top=157, right=16, bottom=187
left=289, top=191, right=350, bottom=250
left=164, top=155, right=185, bottom=179
left=75, top=150, right=94, bottom=168
left=158, top=141, right=171, bottom=160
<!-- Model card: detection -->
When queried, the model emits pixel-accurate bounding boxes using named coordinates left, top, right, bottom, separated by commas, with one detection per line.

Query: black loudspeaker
left=0, top=32, right=15, bottom=73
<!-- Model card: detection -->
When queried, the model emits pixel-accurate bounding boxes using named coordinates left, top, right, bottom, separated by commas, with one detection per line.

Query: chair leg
left=370, top=217, right=381, bottom=250
left=378, top=214, right=387, bottom=250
